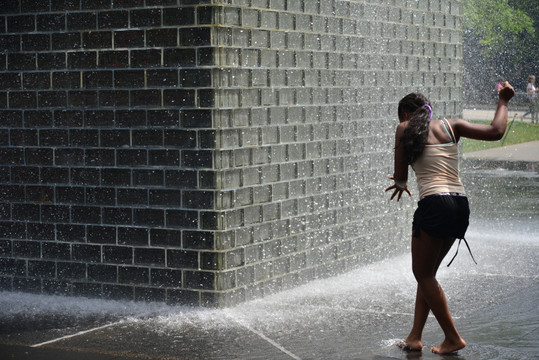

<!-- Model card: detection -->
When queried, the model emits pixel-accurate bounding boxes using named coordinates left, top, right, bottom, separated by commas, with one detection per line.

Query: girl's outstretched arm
left=386, top=122, right=411, bottom=201
left=451, top=82, right=515, bottom=141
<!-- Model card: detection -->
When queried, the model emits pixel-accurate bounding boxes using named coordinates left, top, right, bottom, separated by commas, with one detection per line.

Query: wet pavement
left=1, top=212, right=537, bottom=360
left=0, top=140, right=537, bottom=360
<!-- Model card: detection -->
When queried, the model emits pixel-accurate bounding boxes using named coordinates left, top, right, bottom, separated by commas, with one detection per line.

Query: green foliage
left=508, top=0, right=539, bottom=65
left=463, top=0, right=535, bottom=57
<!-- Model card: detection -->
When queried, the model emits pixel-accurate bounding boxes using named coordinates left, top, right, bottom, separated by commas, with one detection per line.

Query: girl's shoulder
left=443, top=117, right=464, bottom=126
left=396, top=120, right=408, bottom=128
left=395, top=120, right=409, bottom=135
left=440, top=118, right=465, bottom=142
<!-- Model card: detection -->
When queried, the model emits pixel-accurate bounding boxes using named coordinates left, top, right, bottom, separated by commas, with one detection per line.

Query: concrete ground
left=464, top=140, right=539, bottom=162
left=1, top=217, right=537, bottom=360
left=462, top=108, right=532, bottom=122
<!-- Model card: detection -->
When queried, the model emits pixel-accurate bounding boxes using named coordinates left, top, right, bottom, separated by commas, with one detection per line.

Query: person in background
left=385, top=82, right=515, bottom=354
left=526, top=75, right=538, bottom=123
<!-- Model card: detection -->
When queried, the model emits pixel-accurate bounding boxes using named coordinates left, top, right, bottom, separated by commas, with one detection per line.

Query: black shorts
left=412, top=194, right=470, bottom=240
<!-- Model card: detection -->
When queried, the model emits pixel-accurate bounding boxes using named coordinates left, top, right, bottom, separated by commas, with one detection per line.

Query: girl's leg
left=411, top=229, right=466, bottom=354
left=403, top=230, right=455, bottom=351
left=402, top=286, right=428, bottom=350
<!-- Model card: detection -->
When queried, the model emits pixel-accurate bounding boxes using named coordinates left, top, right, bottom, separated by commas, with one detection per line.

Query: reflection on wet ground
left=0, top=169, right=537, bottom=360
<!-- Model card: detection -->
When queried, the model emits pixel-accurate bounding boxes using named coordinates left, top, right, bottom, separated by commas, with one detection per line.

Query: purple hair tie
left=424, top=104, right=433, bottom=120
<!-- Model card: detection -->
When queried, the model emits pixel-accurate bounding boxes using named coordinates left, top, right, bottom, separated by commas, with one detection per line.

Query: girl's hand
left=385, top=176, right=411, bottom=201
left=499, top=81, right=515, bottom=102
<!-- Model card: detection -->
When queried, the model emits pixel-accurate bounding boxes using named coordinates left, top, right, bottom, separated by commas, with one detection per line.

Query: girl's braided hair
left=398, top=93, right=432, bottom=164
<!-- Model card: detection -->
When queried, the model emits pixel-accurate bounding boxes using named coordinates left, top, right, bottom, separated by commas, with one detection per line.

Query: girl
left=385, top=82, right=515, bottom=354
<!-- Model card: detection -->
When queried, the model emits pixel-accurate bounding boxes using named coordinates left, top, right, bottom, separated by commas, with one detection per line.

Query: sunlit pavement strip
left=30, top=320, right=125, bottom=348
left=224, top=311, right=303, bottom=360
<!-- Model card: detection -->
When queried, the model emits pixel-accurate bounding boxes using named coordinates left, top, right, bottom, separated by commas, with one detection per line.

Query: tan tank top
left=411, top=120, right=465, bottom=199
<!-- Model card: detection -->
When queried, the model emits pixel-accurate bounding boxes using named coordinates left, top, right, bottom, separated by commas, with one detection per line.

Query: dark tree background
left=463, top=0, right=538, bottom=105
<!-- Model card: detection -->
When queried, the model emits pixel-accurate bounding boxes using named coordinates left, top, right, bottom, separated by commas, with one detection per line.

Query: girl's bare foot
left=397, top=339, right=422, bottom=352
left=431, top=337, right=466, bottom=354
